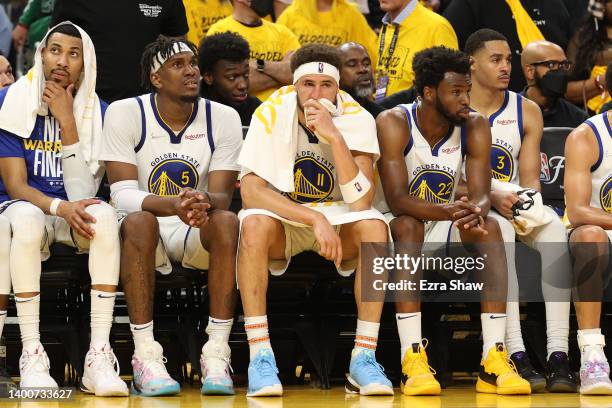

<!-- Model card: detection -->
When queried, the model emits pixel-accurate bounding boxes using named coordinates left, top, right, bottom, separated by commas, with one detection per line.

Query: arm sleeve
left=61, top=142, right=97, bottom=200
left=19, top=0, right=43, bottom=27
left=209, top=106, right=243, bottom=172
left=98, top=101, right=139, bottom=166
left=162, top=0, right=189, bottom=37
left=0, top=131, right=25, bottom=159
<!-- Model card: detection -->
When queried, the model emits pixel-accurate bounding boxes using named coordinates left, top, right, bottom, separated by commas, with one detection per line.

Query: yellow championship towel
left=505, top=0, right=545, bottom=48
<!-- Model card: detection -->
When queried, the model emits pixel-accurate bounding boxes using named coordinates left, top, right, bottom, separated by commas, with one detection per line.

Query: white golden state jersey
left=584, top=111, right=612, bottom=213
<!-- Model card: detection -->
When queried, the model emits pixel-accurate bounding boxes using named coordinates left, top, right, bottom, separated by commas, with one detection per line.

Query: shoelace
left=407, top=339, right=436, bottom=376
left=357, top=353, right=387, bottom=379
left=20, top=349, right=50, bottom=374
left=205, top=355, right=234, bottom=375
left=253, top=355, right=278, bottom=377
left=88, top=348, right=121, bottom=376
left=140, top=355, right=170, bottom=378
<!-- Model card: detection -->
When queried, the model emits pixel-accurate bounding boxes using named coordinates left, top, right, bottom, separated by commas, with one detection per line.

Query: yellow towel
left=505, top=0, right=545, bottom=48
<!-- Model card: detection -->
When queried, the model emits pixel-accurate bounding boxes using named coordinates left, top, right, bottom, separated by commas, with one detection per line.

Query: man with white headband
left=0, top=22, right=127, bottom=395
left=100, top=35, right=242, bottom=396
left=238, top=44, right=392, bottom=397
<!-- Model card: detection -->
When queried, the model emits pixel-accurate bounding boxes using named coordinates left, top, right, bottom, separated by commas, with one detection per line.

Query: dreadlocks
left=140, top=35, right=198, bottom=92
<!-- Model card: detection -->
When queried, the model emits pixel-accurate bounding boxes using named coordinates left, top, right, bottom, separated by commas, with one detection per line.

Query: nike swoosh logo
left=489, top=315, right=507, bottom=319
left=210, top=319, right=230, bottom=324
left=397, top=314, right=419, bottom=320
left=133, top=324, right=153, bottom=330
left=63, top=154, right=76, bottom=159
left=97, top=294, right=115, bottom=298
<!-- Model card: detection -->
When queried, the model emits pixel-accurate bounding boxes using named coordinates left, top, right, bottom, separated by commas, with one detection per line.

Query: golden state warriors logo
left=491, top=145, right=514, bottom=181
left=409, top=170, right=454, bottom=204
left=148, top=159, right=199, bottom=197
left=599, top=176, right=612, bottom=213
left=287, top=157, right=334, bottom=203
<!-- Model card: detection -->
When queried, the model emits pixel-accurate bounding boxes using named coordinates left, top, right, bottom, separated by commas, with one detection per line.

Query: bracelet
left=204, top=191, right=214, bottom=210
left=49, top=198, right=62, bottom=216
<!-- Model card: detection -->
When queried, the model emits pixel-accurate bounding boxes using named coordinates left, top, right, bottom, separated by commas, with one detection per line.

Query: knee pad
left=88, top=203, right=119, bottom=240
left=10, top=204, right=45, bottom=248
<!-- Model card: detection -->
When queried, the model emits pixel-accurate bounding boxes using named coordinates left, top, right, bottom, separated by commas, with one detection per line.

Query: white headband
left=150, top=41, right=193, bottom=74
left=293, top=62, right=340, bottom=85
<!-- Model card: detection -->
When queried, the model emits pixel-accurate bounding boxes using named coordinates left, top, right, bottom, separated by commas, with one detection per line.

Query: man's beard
left=435, top=96, right=465, bottom=127
left=353, top=83, right=374, bottom=100
left=180, top=94, right=199, bottom=103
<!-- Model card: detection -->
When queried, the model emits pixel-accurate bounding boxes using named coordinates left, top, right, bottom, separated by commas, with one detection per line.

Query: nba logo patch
left=318, top=62, right=324, bottom=73
left=354, top=182, right=362, bottom=192
left=540, top=152, right=550, bottom=182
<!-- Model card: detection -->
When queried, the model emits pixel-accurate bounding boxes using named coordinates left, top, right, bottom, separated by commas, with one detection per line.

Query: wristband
left=339, top=169, right=371, bottom=203
left=49, top=198, right=62, bottom=216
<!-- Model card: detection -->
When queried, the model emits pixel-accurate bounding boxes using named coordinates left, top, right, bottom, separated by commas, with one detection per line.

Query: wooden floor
left=3, top=385, right=612, bottom=408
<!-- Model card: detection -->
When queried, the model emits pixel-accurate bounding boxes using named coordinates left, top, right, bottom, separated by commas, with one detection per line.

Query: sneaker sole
left=580, top=383, right=612, bottom=395
left=80, top=377, right=129, bottom=397
left=246, top=384, right=283, bottom=397
left=528, top=378, right=547, bottom=393
left=476, top=378, right=531, bottom=395
left=546, top=379, right=577, bottom=393
left=401, top=382, right=441, bottom=396
left=130, top=382, right=180, bottom=396
left=345, top=375, right=394, bottom=396
left=201, top=383, right=235, bottom=395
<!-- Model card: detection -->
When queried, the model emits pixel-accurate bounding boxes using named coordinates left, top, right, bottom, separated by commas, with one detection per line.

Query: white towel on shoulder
left=0, top=21, right=103, bottom=179
left=238, top=85, right=379, bottom=192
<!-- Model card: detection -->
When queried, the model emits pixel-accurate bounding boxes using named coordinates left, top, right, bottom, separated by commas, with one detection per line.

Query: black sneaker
left=0, top=336, right=17, bottom=397
left=510, top=351, right=547, bottom=393
left=545, top=351, right=577, bottom=393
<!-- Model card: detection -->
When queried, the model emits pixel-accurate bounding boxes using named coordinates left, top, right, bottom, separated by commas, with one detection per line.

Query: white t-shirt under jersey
left=100, top=93, right=242, bottom=203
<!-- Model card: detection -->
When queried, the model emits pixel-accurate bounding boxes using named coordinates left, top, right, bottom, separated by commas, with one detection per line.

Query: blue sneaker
left=247, top=349, right=283, bottom=397
left=345, top=349, right=394, bottom=395
left=200, top=340, right=234, bottom=395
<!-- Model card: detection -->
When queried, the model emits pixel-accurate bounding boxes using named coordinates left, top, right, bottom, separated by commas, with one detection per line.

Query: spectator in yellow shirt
left=375, top=0, right=457, bottom=100
left=183, top=0, right=233, bottom=46
left=207, top=0, right=301, bottom=101
left=276, top=0, right=378, bottom=65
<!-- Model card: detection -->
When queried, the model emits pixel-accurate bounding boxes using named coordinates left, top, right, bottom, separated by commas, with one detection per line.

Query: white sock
left=130, top=321, right=154, bottom=355
left=353, top=319, right=379, bottom=356
left=245, top=316, right=271, bottom=360
left=206, top=316, right=233, bottom=343
left=545, top=302, right=570, bottom=359
left=504, top=302, right=525, bottom=355
left=396, top=312, right=421, bottom=360
left=0, top=310, right=6, bottom=338
left=578, top=328, right=606, bottom=364
left=16, top=295, right=40, bottom=352
left=90, top=290, right=115, bottom=349
left=481, top=313, right=507, bottom=360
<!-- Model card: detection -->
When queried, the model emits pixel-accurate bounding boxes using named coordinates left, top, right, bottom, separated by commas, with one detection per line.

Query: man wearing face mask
left=521, top=40, right=589, bottom=128
left=207, top=0, right=300, bottom=101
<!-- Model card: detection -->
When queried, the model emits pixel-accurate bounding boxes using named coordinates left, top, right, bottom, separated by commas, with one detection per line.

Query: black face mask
left=535, top=69, right=568, bottom=99
left=250, top=0, right=273, bottom=17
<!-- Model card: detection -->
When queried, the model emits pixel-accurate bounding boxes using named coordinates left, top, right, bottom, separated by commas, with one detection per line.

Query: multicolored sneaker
left=247, top=349, right=282, bottom=397
left=510, top=351, right=546, bottom=393
left=401, top=340, right=441, bottom=396
left=81, top=344, right=129, bottom=396
left=130, top=341, right=180, bottom=396
left=345, top=349, right=394, bottom=396
left=579, top=352, right=612, bottom=395
left=19, top=344, right=59, bottom=388
left=476, top=343, right=531, bottom=395
left=200, top=340, right=234, bottom=395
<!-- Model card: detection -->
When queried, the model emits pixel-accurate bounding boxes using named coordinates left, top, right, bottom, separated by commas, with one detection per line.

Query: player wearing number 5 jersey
left=100, top=36, right=243, bottom=396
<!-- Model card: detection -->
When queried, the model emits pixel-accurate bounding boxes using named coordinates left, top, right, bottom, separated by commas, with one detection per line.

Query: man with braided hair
left=100, top=35, right=243, bottom=396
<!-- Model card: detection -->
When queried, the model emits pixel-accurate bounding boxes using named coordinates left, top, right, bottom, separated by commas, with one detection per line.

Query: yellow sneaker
left=400, top=340, right=441, bottom=396
left=476, top=343, right=531, bottom=395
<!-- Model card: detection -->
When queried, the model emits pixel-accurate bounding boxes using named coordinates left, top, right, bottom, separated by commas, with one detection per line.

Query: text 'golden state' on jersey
left=283, top=123, right=342, bottom=204
left=582, top=111, right=612, bottom=213
left=401, top=102, right=466, bottom=204
left=100, top=93, right=242, bottom=200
